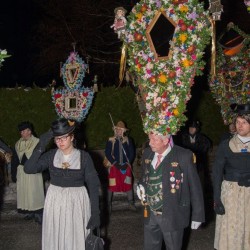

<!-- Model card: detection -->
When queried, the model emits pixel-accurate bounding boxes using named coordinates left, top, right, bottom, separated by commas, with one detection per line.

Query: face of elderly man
left=148, top=133, right=170, bottom=154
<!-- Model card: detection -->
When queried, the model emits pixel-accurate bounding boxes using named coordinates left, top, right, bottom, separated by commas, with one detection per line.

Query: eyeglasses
left=54, top=135, right=70, bottom=143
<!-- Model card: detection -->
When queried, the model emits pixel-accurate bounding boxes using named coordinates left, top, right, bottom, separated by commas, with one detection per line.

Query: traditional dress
left=14, top=135, right=44, bottom=212
left=24, top=148, right=100, bottom=250
left=213, top=135, right=250, bottom=250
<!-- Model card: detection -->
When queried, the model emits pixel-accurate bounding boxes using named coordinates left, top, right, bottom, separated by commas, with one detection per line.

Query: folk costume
left=105, top=121, right=135, bottom=210
left=11, top=122, right=44, bottom=220
left=140, top=146, right=205, bottom=250
left=24, top=119, right=100, bottom=250
left=213, top=135, right=250, bottom=250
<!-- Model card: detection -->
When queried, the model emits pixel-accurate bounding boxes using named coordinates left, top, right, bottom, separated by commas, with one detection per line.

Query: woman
left=24, top=118, right=100, bottom=250
left=213, top=104, right=250, bottom=250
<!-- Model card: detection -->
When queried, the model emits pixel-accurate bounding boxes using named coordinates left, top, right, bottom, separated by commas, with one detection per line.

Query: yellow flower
left=136, top=65, right=141, bottom=72
left=182, top=59, right=190, bottom=67
left=158, top=74, right=167, bottom=83
left=179, top=34, right=187, bottom=43
left=173, top=108, right=179, bottom=116
left=136, top=12, right=143, bottom=20
left=179, top=5, right=188, bottom=12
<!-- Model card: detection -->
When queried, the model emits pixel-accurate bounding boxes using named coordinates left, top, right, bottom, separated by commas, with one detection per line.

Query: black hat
left=51, top=118, right=75, bottom=136
left=188, top=120, right=200, bottom=128
left=18, top=121, right=33, bottom=132
left=232, top=104, right=250, bottom=115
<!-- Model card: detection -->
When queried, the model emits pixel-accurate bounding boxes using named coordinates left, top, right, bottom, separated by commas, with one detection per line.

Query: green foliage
left=84, top=87, right=147, bottom=149
left=0, top=87, right=57, bottom=147
left=193, top=91, right=227, bottom=145
left=0, top=86, right=147, bottom=149
left=0, top=86, right=226, bottom=149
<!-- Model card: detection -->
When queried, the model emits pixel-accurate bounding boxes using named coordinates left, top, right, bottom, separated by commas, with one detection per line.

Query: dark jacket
left=140, top=146, right=205, bottom=231
left=212, top=138, right=250, bottom=201
left=24, top=148, right=100, bottom=214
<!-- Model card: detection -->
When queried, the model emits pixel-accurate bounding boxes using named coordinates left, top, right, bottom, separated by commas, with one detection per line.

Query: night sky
left=0, top=0, right=249, bottom=88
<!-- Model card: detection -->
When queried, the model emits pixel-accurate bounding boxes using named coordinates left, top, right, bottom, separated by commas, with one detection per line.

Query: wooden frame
left=146, top=10, right=177, bottom=61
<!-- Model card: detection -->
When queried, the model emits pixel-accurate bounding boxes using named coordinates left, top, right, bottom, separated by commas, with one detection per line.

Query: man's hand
left=191, top=221, right=202, bottom=230
left=136, top=184, right=146, bottom=202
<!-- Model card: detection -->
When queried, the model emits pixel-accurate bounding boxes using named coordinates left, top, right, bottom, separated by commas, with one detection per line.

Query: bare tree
left=29, top=0, right=134, bottom=86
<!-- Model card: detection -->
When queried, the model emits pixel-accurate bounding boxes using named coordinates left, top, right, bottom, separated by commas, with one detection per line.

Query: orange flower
left=179, top=34, right=187, bottom=43
left=158, top=74, right=167, bottom=83
left=173, top=108, right=179, bottom=116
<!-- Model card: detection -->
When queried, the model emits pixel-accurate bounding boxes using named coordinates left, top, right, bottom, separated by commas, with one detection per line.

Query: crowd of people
left=0, top=105, right=249, bottom=250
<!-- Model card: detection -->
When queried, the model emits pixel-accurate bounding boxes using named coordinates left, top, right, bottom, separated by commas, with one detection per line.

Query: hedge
left=0, top=86, right=226, bottom=150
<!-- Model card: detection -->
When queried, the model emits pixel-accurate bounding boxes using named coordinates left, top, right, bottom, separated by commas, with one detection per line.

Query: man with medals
left=137, top=132, right=204, bottom=250
left=213, top=104, right=250, bottom=250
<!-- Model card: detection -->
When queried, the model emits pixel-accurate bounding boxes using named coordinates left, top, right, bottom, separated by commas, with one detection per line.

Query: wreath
left=209, top=24, right=250, bottom=124
left=123, top=0, right=211, bottom=135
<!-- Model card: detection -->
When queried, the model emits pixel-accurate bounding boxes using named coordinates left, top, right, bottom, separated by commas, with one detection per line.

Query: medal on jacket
left=171, top=184, right=176, bottom=193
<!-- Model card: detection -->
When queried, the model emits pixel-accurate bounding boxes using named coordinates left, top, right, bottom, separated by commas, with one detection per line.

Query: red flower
left=54, top=94, right=62, bottom=99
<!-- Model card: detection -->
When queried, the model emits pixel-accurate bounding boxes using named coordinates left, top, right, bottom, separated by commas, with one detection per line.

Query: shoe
left=34, top=213, right=43, bottom=225
left=24, top=213, right=34, bottom=220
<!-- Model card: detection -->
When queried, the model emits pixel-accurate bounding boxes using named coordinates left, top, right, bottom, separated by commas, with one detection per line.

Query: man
left=213, top=104, right=250, bottom=250
left=105, top=121, right=136, bottom=212
left=11, top=121, right=44, bottom=224
left=137, top=132, right=204, bottom=250
left=182, top=120, right=211, bottom=188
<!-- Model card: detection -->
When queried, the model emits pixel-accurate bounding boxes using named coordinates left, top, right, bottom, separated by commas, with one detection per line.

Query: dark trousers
left=144, top=212, right=184, bottom=250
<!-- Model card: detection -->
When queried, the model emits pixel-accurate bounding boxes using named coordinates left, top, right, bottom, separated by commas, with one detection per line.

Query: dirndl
left=42, top=184, right=91, bottom=250
left=214, top=180, right=250, bottom=250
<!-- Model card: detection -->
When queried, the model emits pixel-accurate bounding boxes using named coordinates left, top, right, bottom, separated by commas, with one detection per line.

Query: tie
left=155, top=154, right=162, bottom=169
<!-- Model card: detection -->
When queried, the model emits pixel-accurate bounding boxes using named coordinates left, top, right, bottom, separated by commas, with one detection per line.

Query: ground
left=0, top=194, right=216, bottom=250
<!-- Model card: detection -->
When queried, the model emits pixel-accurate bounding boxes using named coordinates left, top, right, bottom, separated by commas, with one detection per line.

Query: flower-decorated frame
left=61, top=52, right=88, bottom=90
left=123, top=0, right=211, bottom=135
left=209, top=24, right=250, bottom=125
left=52, top=51, right=94, bottom=122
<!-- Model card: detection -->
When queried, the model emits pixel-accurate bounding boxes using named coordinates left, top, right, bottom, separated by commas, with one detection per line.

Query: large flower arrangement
left=52, top=51, right=94, bottom=122
left=52, top=88, right=94, bottom=122
left=123, top=0, right=211, bottom=135
left=209, top=25, right=250, bottom=124
left=0, top=49, right=10, bottom=70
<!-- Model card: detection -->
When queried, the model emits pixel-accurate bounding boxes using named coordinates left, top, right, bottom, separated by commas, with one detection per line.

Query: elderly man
left=137, top=132, right=204, bottom=250
left=213, top=104, right=250, bottom=250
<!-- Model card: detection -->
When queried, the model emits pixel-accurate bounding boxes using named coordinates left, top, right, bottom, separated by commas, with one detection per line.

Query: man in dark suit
left=137, top=132, right=205, bottom=250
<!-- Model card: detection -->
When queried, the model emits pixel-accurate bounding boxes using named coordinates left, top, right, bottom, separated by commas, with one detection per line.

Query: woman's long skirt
left=214, top=180, right=250, bottom=250
left=42, top=184, right=91, bottom=250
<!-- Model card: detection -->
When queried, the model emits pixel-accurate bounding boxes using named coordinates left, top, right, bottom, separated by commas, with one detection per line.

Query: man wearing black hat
left=11, top=121, right=44, bottom=224
left=213, top=104, right=250, bottom=250
left=181, top=120, right=211, bottom=187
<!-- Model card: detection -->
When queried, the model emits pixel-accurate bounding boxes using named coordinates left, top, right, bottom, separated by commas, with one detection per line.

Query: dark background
left=0, top=0, right=249, bottom=88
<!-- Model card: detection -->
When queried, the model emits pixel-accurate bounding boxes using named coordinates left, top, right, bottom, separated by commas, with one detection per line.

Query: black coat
left=140, top=146, right=205, bottom=231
